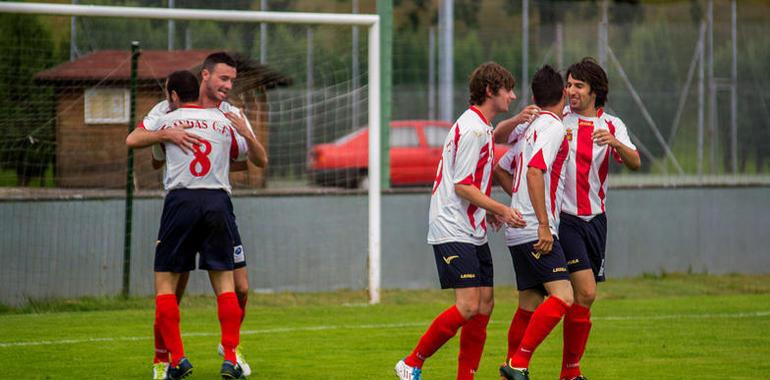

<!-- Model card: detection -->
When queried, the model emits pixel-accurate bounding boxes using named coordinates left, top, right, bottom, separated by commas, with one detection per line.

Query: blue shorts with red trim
left=432, top=242, right=494, bottom=289
left=559, top=212, right=607, bottom=282
left=509, top=238, right=570, bottom=291
left=154, top=189, right=238, bottom=272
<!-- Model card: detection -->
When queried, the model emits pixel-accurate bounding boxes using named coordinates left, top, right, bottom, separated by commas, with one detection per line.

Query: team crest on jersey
left=566, top=128, right=573, bottom=141
left=233, top=245, right=245, bottom=263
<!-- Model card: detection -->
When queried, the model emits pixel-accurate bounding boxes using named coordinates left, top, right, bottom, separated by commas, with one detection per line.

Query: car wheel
left=357, top=174, right=369, bottom=190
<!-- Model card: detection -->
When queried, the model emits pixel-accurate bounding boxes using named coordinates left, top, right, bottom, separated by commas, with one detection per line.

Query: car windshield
left=334, top=127, right=366, bottom=144
left=423, top=125, right=451, bottom=147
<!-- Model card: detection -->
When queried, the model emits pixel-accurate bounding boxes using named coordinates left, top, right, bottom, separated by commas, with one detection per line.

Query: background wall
left=2, top=186, right=768, bottom=306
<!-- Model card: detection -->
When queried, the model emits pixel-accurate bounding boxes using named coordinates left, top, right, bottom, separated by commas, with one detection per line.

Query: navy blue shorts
left=155, top=189, right=238, bottom=272
left=432, top=242, right=494, bottom=289
left=559, top=212, right=607, bottom=282
left=509, top=238, right=570, bottom=291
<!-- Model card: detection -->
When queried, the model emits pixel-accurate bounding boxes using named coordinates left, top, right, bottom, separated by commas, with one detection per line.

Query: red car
left=308, top=120, right=510, bottom=188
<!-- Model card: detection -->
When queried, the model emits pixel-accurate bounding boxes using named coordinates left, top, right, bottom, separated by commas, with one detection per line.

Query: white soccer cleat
left=395, top=359, right=422, bottom=380
left=152, top=362, right=169, bottom=380
left=218, top=343, right=252, bottom=377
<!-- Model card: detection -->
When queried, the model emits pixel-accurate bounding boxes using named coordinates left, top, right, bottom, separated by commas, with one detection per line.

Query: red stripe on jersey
left=597, top=108, right=604, bottom=118
left=576, top=119, right=594, bottom=216
left=549, top=139, right=569, bottom=218
left=137, top=121, right=146, bottom=129
left=432, top=161, right=443, bottom=195
left=598, top=148, right=611, bottom=213
left=528, top=149, right=547, bottom=171
left=452, top=124, right=461, bottom=165
left=469, top=106, right=490, bottom=125
left=466, top=144, right=490, bottom=230
left=606, top=119, right=623, bottom=163
left=458, top=174, right=474, bottom=185
left=179, top=104, right=204, bottom=109
left=228, top=127, right=239, bottom=160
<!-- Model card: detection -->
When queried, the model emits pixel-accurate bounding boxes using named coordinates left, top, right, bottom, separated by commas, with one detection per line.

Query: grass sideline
left=1, top=273, right=769, bottom=379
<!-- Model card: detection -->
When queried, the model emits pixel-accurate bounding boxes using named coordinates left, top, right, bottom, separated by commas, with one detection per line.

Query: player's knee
left=551, top=288, right=574, bottom=307
left=456, top=301, right=481, bottom=319
left=478, top=298, right=494, bottom=315
left=575, top=287, right=596, bottom=306
left=235, top=284, right=250, bottom=300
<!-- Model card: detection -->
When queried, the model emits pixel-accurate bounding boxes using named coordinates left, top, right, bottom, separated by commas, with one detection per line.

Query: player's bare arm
left=224, top=112, right=268, bottom=168
left=126, top=126, right=200, bottom=154
left=493, top=104, right=540, bottom=143
left=454, top=183, right=525, bottom=228
left=592, top=129, right=641, bottom=170
left=494, top=162, right=514, bottom=197
left=526, top=166, right=553, bottom=254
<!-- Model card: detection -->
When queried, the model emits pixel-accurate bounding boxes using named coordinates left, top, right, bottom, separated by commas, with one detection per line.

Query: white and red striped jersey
left=561, top=108, right=637, bottom=220
left=498, top=111, right=569, bottom=246
left=140, top=100, right=253, bottom=161
left=143, top=105, right=248, bottom=193
left=428, top=106, right=495, bottom=246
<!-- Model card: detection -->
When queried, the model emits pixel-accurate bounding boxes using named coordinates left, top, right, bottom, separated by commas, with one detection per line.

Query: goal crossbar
left=0, top=1, right=383, bottom=304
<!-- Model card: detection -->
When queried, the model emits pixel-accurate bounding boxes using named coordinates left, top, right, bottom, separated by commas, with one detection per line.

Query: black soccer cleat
left=499, top=361, right=530, bottom=380
left=220, top=360, right=244, bottom=379
left=166, top=357, right=193, bottom=380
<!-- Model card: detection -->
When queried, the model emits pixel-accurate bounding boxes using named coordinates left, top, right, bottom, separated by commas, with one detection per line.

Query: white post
left=697, top=22, right=705, bottom=176
left=555, top=22, right=563, bottom=70
left=707, top=0, right=716, bottom=173
left=352, top=0, right=360, bottom=131
left=730, top=0, right=738, bottom=174
left=438, top=0, right=453, bottom=122
left=368, top=20, right=381, bottom=304
left=598, top=0, right=608, bottom=67
left=521, top=0, right=529, bottom=102
left=167, top=0, right=175, bottom=50
left=306, top=27, right=314, bottom=154
left=428, top=26, right=436, bottom=120
left=260, top=0, right=267, bottom=64
left=70, top=0, right=78, bottom=61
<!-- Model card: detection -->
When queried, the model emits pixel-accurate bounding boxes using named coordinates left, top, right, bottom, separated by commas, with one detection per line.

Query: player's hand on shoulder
left=514, top=104, right=540, bottom=125
left=224, top=112, right=254, bottom=139
left=161, top=127, right=201, bottom=154
left=533, top=224, right=553, bottom=254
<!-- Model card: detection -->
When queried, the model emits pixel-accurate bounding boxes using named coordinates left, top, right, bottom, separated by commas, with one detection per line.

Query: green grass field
left=1, top=273, right=769, bottom=379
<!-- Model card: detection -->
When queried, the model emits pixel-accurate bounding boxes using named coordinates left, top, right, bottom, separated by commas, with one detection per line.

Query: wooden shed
left=34, top=49, right=290, bottom=189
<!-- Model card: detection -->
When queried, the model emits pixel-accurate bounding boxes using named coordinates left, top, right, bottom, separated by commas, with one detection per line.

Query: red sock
left=561, top=304, right=592, bottom=379
left=217, top=292, right=243, bottom=363
left=509, top=296, right=569, bottom=368
left=156, top=294, right=185, bottom=367
left=153, top=321, right=170, bottom=363
left=405, top=305, right=468, bottom=368
left=507, top=308, right=533, bottom=361
left=457, top=313, right=490, bottom=380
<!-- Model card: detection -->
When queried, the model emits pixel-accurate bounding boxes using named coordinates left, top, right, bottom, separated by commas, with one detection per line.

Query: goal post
left=0, top=1, right=384, bottom=304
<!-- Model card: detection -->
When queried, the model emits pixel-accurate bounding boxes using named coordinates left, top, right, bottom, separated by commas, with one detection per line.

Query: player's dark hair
left=566, top=57, right=608, bottom=108
left=468, top=61, right=515, bottom=106
left=531, top=65, right=564, bottom=108
left=202, top=51, right=237, bottom=74
left=166, top=70, right=199, bottom=103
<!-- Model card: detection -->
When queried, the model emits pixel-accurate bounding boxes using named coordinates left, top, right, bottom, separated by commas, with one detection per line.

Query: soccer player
left=141, top=52, right=256, bottom=379
left=395, top=61, right=526, bottom=380
left=557, top=58, right=640, bottom=380
left=495, top=65, right=573, bottom=380
left=126, top=70, right=266, bottom=379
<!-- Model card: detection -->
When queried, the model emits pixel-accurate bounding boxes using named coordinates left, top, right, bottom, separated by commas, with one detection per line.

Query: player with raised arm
left=140, top=52, right=259, bottom=379
left=495, top=65, right=573, bottom=380
left=126, top=69, right=266, bottom=379
left=557, top=58, right=640, bottom=380
left=395, top=62, right=526, bottom=380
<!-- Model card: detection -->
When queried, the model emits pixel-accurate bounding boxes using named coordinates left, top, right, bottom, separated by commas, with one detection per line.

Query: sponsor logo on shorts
left=598, top=259, right=605, bottom=277
left=460, top=274, right=476, bottom=279
left=442, top=255, right=459, bottom=264
left=530, top=251, right=541, bottom=260
left=567, top=259, right=580, bottom=265
left=552, top=267, right=567, bottom=273
left=233, top=245, right=245, bottom=264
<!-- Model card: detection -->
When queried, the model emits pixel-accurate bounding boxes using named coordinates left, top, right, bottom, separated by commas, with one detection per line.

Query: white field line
left=1, top=310, right=768, bottom=348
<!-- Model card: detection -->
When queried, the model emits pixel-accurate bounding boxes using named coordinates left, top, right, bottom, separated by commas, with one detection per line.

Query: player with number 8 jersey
left=145, top=105, right=249, bottom=193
